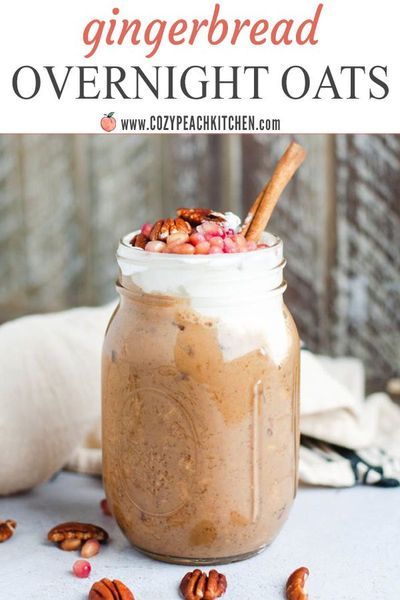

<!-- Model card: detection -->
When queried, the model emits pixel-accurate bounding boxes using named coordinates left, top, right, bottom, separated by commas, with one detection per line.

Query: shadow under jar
left=102, top=232, right=300, bottom=565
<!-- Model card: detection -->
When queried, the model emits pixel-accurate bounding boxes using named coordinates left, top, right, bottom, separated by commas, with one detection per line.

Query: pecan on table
left=176, top=208, right=226, bottom=226
left=150, top=218, right=192, bottom=241
left=0, top=519, right=16, bottom=543
left=61, top=538, right=82, bottom=551
left=47, top=522, right=109, bottom=547
left=180, top=569, right=227, bottom=600
left=286, top=567, right=309, bottom=600
left=89, top=578, right=135, bottom=600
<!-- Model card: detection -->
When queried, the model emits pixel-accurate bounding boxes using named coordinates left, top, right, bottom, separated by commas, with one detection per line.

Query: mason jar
left=102, top=231, right=300, bottom=565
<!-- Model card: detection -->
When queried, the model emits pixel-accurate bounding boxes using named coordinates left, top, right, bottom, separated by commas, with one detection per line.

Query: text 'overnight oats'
left=102, top=142, right=306, bottom=565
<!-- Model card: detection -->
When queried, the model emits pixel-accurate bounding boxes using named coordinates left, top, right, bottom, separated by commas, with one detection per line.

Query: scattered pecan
left=0, top=519, right=16, bottom=543
left=130, top=233, right=147, bottom=249
left=60, top=538, right=82, bottom=551
left=150, top=218, right=191, bottom=241
left=47, top=522, right=109, bottom=547
left=286, top=567, right=309, bottom=600
left=89, top=578, right=135, bottom=600
left=177, top=208, right=226, bottom=226
left=180, top=569, right=227, bottom=600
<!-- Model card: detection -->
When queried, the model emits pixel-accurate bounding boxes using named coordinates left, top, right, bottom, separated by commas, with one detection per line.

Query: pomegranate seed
left=194, top=241, right=211, bottom=254
left=100, top=498, right=112, bottom=516
left=145, top=240, right=166, bottom=253
left=223, top=238, right=239, bottom=253
left=189, top=232, right=206, bottom=246
left=205, top=232, right=225, bottom=242
left=209, top=236, right=224, bottom=248
left=209, top=246, right=223, bottom=254
left=81, top=539, right=100, bottom=559
left=257, top=243, right=269, bottom=249
left=169, top=243, right=195, bottom=255
left=72, top=560, right=91, bottom=578
left=140, top=223, right=153, bottom=238
left=246, top=240, right=257, bottom=251
left=226, top=228, right=235, bottom=236
left=196, top=224, right=205, bottom=235
left=166, top=232, right=189, bottom=245
left=198, top=222, right=223, bottom=236
left=233, top=234, right=248, bottom=251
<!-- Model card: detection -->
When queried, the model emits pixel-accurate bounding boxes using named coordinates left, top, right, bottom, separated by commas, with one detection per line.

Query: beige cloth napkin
left=0, top=305, right=110, bottom=495
left=0, top=304, right=399, bottom=495
left=299, top=351, right=400, bottom=486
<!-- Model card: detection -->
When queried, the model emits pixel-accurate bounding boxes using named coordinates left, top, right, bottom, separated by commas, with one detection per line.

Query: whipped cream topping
left=118, top=231, right=283, bottom=300
left=117, top=231, right=288, bottom=362
left=221, top=211, right=242, bottom=232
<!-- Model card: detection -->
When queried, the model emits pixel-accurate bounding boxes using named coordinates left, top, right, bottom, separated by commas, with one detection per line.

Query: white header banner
left=0, top=0, right=399, bottom=133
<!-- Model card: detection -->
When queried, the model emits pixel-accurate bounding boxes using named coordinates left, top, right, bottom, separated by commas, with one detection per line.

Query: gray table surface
left=1, top=471, right=398, bottom=599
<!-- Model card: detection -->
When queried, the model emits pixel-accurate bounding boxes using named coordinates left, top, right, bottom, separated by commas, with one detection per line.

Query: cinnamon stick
left=240, top=183, right=267, bottom=237
left=245, top=142, right=307, bottom=242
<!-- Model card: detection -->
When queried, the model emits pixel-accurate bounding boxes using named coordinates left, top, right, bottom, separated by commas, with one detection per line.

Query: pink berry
left=224, top=238, right=239, bottom=253
left=246, top=240, right=257, bottom=251
left=209, top=246, right=223, bottom=254
left=145, top=240, right=166, bottom=253
left=170, top=243, right=195, bottom=255
left=205, top=232, right=226, bottom=242
left=81, top=539, right=100, bottom=559
left=100, top=498, right=112, bottom=516
left=233, top=234, right=248, bottom=251
left=194, top=241, right=211, bottom=254
left=198, top=222, right=224, bottom=237
left=72, top=560, right=91, bottom=578
left=166, top=232, right=189, bottom=245
left=209, top=236, right=224, bottom=249
left=140, top=223, right=153, bottom=238
left=189, top=232, right=206, bottom=246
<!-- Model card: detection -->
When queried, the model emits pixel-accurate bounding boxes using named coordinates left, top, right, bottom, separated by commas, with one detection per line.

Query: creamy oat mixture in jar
left=102, top=213, right=300, bottom=565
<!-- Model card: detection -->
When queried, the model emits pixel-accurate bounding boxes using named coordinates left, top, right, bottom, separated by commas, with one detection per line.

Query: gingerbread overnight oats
left=102, top=143, right=305, bottom=564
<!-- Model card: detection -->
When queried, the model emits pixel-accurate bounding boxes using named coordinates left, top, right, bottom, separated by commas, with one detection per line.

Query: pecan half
left=130, top=233, right=147, bottom=249
left=89, top=578, right=135, bottom=600
left=177, top=208, right=226, bottom=226
left=47, top=522, right=109, bottom=546
left=180, top=569, right=227, bottom=600
left=60, top=538, right=82, bottom=551
left=286, top=567, right=309, bottom=600
left=150, top=218, right=191, bottom=241
left=149, top=219, right=164, bottom=240
left=0, top=520, right=16, bottom=543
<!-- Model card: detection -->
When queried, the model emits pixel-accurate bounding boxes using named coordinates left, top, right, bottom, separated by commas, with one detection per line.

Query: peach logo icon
left=101, top=112, right=116, bottom=132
